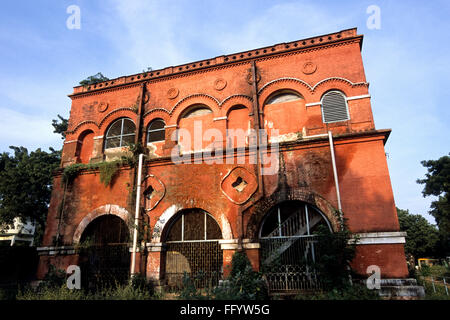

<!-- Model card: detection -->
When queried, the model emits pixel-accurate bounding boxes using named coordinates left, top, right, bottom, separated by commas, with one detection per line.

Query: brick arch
left=65, top=121, right=99, bottom=138
left=221, top=95, right=253, bottom=117
left=75, top=129, right=95, bottom=164
left=143, top=109, right=171, bottom=129
left=168, top=94, right=220, bottom=126
left=244, top=189, right=341, bottom=240
left=258, top=78, right=312, bottom=104
left=98, top=108, right=137, bottom=130
left=312, top=77, right=369, bottom=98
left=72, top=204, right=131, bottom=244
left=151, top=203, right=233, bottom=243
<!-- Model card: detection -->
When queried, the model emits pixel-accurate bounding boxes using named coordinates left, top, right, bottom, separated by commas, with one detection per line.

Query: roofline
left=69, top=27, right=363, bottom=98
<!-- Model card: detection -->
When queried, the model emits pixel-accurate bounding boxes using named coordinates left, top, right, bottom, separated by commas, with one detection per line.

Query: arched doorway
left=259, top=201, right=332, bottom=292
left=79, top=215, right=130, bottom=290
left=163, top=209, right=223, bottom=289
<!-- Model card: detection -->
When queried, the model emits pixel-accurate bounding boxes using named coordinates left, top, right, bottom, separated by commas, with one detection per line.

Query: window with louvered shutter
left=321, top=91, right=349, bottom=123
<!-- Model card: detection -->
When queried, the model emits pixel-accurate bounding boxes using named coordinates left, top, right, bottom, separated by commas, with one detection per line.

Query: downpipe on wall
left=131, top=153, right=144, bottom=277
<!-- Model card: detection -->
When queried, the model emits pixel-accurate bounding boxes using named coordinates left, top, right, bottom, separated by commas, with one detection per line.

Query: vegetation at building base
left=177, top=251, right=268, bottom=300
left=6, top=265, right=159, bottom=300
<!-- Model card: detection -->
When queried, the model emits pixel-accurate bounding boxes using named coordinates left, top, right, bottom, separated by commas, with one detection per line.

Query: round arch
left=245, top=189, right=340, bottom=240
left=73, top=204, right=131, bottom=244
left=151, top=204, right=233, bottom=243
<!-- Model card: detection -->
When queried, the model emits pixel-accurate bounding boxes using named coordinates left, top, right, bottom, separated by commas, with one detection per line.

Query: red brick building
left=37, top=28, right=410, bottom=293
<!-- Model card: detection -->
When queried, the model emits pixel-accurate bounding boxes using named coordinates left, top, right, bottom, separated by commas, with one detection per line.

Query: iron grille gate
left=79, top=243, right=130, bottom=291
left=165, top=241, right=223, bottom=289
left=260, top=236, right=322, bottom=292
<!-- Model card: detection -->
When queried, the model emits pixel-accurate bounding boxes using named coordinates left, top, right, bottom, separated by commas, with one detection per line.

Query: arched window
left=321, top=91, right=349, bottom=123
left=147, top=119, right=165, bottom=143
left=164, top=209, right=223, bottom=288
left=104, top=118, right=136, bottom=149
left=265, top=90, right=303, bottom=105
left=259, top=201, right=332, bottom=292
left=181, top=104, right=212, bottom=119
left=166, top=209, right=222, bottom=242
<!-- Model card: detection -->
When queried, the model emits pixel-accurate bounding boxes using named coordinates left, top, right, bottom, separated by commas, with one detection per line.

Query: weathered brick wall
left=38, top=28, right=408, bottom=281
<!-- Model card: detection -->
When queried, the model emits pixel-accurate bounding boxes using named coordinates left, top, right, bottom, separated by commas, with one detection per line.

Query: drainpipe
left=328, top=131, right=343, bottom=224
left=131, top=153, right=144, bottom=276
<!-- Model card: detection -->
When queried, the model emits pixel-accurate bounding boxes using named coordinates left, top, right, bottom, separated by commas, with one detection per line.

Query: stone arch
left=151, top=204, right=233, bottom=243
left=73, top=204, right=131, bottom=244
left=245, top=188, right=340, bottom=240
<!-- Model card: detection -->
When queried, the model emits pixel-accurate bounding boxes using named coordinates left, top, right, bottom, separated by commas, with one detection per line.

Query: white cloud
left=0, top=108, right=62, bottom=152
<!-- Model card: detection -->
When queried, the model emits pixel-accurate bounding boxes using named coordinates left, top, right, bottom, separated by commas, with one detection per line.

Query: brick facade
left=37, top=28, right=409, bottom=285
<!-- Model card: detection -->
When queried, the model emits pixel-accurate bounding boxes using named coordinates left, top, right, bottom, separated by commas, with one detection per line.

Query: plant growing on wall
left=79, top=72, right=109, bottom=87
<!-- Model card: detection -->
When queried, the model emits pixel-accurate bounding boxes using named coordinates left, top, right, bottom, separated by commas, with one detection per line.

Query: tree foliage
left=79, top=72, right=109, bottom=87
left=417, top=153, right=450, bottom=256
left=51, top=115, right=68, bottom=140
left=0, top=146, right=60, bottom=244
left=397, top=207, right=439, bottom=258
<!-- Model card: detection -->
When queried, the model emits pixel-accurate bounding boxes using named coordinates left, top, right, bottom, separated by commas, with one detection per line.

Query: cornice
left=68, top=28, right=362, bottom=99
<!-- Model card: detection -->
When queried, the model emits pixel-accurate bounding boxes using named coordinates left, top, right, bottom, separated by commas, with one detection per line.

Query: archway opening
left=163, top=208, right=223, bottom=289
left=259, top=201, right=331, bottom=293
left=79, top=215, right=130, bottom=290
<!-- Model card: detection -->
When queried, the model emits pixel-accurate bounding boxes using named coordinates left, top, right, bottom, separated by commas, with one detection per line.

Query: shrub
left=213, top=251, right=268, bottom=300
left=312, top=223, right=357, bottom=291
left=295, top=284, right=380, bottom=300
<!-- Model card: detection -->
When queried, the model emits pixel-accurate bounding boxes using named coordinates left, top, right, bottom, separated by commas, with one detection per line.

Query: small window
left=321, top=91, right=349, bottom=123
left=105, top=118, right=136, bottom=149
left=266, top=91, right=303, bottom=105
left=148, top=119, right=165, bottom=143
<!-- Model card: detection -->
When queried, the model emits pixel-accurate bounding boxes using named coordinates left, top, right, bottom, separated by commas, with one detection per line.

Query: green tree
left=417, top=153, right=450, bottom=256
left=397, top=207, right=439, bottom=259
left=79, top=72, right=109, bottom=87
left=0, top=146, right=60, bottom=245
left=51, top=114, right=68, bottom=140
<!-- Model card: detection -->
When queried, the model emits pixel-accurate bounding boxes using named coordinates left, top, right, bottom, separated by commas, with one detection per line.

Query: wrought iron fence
left=79, top=243, right=130, bottom=291
left=164, top=241, right=223, bottom=289
left=260, top=236, right=322, bottom=292
left=420, top=276, right=450, bottom=296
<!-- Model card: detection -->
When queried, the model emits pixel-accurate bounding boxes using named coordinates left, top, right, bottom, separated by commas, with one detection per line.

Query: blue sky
left=0, top=1, right=449, bottom=223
